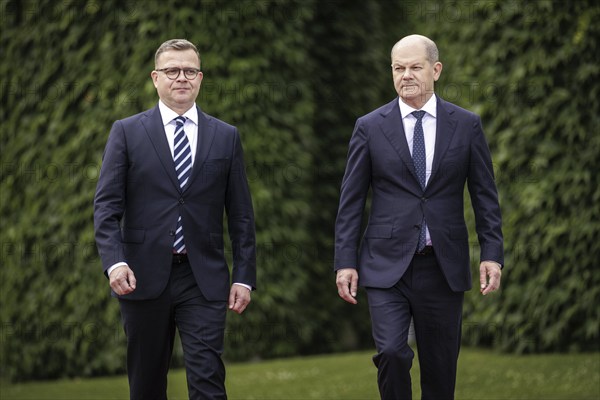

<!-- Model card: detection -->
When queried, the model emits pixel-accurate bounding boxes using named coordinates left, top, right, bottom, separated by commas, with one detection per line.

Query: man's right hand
left=109, top=265, right=137, bottom=295
left=336, top=268, right=359, bottom=304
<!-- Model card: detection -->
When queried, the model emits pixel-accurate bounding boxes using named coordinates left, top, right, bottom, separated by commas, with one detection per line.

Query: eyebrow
left=392, top=62, right=423, bottom=67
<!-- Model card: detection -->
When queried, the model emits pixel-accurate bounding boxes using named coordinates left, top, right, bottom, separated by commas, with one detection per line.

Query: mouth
left=401, top=84, right=419, bottom=92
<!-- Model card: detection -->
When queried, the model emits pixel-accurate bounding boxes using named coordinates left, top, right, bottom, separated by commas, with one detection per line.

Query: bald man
left=334, top=35, right=503, bottom=399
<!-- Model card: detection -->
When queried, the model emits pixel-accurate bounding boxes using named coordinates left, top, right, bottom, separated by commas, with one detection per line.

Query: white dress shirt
left=399, top=94, right=437, bottom=246
left=158, top=100, right=199, bottom=163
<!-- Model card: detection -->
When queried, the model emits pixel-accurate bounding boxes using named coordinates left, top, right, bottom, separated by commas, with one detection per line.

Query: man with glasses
left=94, top=39, right=256, bottom=399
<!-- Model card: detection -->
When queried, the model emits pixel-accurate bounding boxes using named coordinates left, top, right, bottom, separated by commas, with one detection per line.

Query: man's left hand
left=229, top=284, right=251, bottom=314
left=480, top=261, right=502, bottom=295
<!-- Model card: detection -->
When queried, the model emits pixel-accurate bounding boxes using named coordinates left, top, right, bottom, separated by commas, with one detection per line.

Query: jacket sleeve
left=225, top=129, right=257, bottom=289
left=467, top=116, right=504, bottom=266
left=94, top=120, right=128, bottom=275
left=334, top=120, right=372, bottom=270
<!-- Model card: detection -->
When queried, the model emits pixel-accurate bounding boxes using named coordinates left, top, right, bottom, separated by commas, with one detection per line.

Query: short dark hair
left=155, top=39, right=201, bottom=69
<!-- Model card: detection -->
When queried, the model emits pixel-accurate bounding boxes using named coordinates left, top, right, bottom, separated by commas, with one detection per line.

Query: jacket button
left=179, top=198, right=185, bottom=204
left=169, top=230, right=175, bottom=236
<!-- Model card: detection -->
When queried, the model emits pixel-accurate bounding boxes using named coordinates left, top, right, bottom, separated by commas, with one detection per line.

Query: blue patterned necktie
left=173, top=116, right=192, bottom=253
left=412, top=110, right=427, bottom=251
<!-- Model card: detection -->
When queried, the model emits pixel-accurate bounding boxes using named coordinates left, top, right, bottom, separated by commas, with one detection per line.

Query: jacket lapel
left=429, top=97, right=457, bottom=188
left=141, top=105, right=180, bottom=191
left=379, top=98, right=420, bottom=184
left=184, top=106, right=216, bottom=191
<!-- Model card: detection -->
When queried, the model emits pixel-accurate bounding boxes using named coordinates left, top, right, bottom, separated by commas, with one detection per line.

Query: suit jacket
left=94, top=104, right=256, bottom=301
left=334, top=96, right=503, bottom=292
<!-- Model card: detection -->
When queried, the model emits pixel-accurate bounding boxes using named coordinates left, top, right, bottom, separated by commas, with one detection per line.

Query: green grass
left=2, top=348, right=599, bottom=399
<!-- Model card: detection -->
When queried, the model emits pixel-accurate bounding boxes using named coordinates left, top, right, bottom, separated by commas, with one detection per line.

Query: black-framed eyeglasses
left=156, top=67, right=201, bottom=80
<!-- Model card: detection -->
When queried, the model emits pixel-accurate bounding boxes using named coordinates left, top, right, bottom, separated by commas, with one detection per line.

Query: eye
left=183, top=68, right=200, bottom=79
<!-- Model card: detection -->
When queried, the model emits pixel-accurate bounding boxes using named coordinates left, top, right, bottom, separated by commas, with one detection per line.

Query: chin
left=401, top=94, right=418, bottom=103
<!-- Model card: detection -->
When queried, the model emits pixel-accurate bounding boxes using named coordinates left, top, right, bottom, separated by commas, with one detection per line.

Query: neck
left=163, top=101, right=194, bottom=116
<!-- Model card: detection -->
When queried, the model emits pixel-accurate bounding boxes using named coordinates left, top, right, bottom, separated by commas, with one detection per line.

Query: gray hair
left=391, top=35, right=439, bottom=63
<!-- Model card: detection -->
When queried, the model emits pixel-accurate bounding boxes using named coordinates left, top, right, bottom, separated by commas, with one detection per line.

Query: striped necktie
left=173, top=116, right=192, bottom=253
left=412, top=110, right=427, bottom=252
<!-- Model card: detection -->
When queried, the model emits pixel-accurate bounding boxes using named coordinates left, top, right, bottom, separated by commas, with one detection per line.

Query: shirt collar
left=399, top=93, right=437, bottom=119
left=158, top=100, right=199, bottom=126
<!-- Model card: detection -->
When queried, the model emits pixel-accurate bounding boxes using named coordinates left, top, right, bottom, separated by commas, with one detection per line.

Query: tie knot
left=412, top=110, right=426, bottom=121
left=174, top=116, right=187, bottom=127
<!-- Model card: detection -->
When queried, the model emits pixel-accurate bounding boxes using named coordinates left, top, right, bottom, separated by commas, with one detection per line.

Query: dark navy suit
left=334, top=96, right=503, bottom=398
left=94, top=104, right=256, bottom=399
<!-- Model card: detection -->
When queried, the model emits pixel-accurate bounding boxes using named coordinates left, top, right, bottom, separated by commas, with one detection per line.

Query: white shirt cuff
left=107, top=262, right=128, bottom=276
left=233, top=282, right=252, bottom=291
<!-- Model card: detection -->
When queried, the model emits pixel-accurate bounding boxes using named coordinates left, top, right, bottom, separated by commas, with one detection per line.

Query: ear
left=151, top=71, right=159, bottom=88
left=433, top=62, right=443, bottom=81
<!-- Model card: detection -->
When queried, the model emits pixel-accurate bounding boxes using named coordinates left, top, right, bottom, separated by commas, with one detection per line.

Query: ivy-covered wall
left=1, top=0, right=597, bottom=381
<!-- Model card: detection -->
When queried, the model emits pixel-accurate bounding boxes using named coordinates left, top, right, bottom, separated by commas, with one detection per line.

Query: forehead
left=157, top=49, right=200, bottom=66
left=391, top=42, right=428, bottom=65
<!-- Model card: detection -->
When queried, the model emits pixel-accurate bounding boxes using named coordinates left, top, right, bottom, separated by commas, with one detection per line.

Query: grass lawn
left=1, top=348, right=599, bottom=399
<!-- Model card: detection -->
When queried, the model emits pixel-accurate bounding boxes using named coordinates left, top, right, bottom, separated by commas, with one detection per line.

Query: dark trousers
left=366, top=252, right=464, bottom=400
left=119, top=259, right=227, bottom=400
